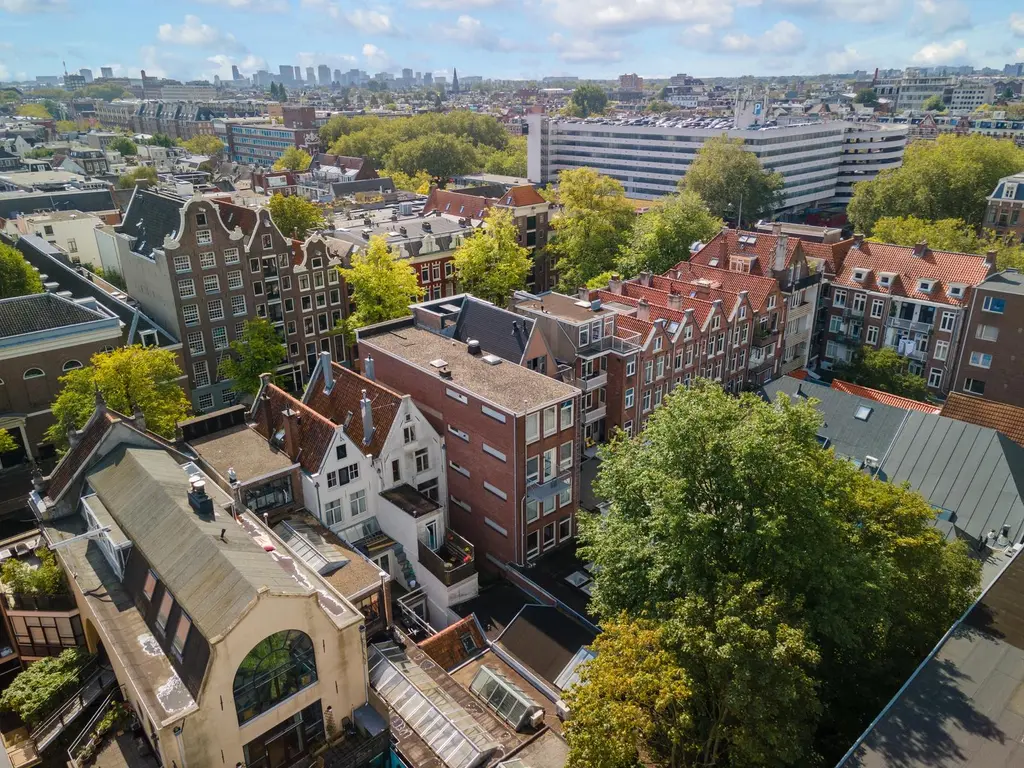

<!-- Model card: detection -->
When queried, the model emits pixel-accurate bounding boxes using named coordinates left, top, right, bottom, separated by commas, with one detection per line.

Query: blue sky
left=1, top=0, right=1022, bottom=83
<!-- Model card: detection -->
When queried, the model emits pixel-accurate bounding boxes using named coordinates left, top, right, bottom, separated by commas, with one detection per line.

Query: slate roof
left=841, top=548, right=1024, bottom=768
left=941, top=393, right=1024, bottom=448
left=251, top=383, right=337, bottom=474
left=0, top=292, right=105, bottom=338
left=989, top=172, right=1024, bottom=201
left=117, top=188, right=185, bottom=257
left=212, top=196, right=257, bottom=233
left=974, top=268, right=1024, bottom=296
left=495, top=605, right=597, bottom=691
left=302, top=361, right=402, bottom=459
left=452, top=296, right=534, bottom=364
left=331, top=177, right=396, bottom=197
left=86, top=445, right=307, bottom=639
left=46, top=410, right=119, bottom=500
left=0, top=188, right=118, bottom=219
left=417, top=615, right=487, bottom=672
left=831, top=379, right=940, bottom=414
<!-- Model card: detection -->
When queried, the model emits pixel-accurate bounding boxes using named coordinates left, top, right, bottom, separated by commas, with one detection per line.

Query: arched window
left=23, top=368, right=44, bottom=380
left=232, top=630, right=317, bottom=725
left=62, top=360, right=83, bottom=372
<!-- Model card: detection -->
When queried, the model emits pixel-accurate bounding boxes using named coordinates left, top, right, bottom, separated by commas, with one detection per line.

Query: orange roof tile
left=831, top=379, right=940, bottom=414
left=251, top=384, right=338, bottom=473
left=423, top=189, right=491, bottom=220
left=498, top=186, right=546, bottom=207
left=691, top=229, right=800, bottom=276
left=940, top=393, right=1024, bottom=448
left=303, top=362, right=402, bottom=459
left=46, top=411, right=118, bottom=500
left=417, top=615, right=488, bottom=671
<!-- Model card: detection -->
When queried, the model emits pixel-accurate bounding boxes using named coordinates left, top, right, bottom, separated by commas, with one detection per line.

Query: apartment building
left=4, top=210, right=109, bottom=268
left=872, top=71, right=955, bottom=111
left=527, top=113, right=907, bottom=210
left=986, top=172, right=1024, bottom=239
left=819, top=237, right=993, bottom=394
left=93, top=100, right=263, bottom=141
left=60, top=148, right=108, bottom=177
left=952, top=269, right=1024, bottom=406
left=874, top=113, right=1024, bottom=148
left=228, top=110, right=319, bottom=167
left=357, top=300, right=582, bottom=569
left=98, top=187, right=349, bottom=413
left=949, top=81, right=995, bottom=114
left=28, top=403, right=378, bottom=768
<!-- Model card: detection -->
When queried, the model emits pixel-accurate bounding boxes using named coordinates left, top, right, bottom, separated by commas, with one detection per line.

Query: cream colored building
left=30, top=403, right=379, bottom=768
left=4, top=210, right=110, bottom=269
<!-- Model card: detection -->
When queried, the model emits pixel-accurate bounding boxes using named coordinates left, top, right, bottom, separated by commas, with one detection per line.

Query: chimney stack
left=608, top=273, right=622, bottom=295
left=772, top=221, right=783, bottom=237
left=774, top=234, right=788, bottom=273
left=577, top=285, right=589, bottom=301
left=132, top=406, right=146, bottom=433
left=912, top=240, right=927, bottom=258
left=67, top=427, right=81, bottom=449
left=984, top=250, right=997, bottom=274
left=639, top=271, right=653, bottom=288
left=666, top=289, right=682, bottom=312
left=281, top=408, right=300, bottom=459
left=636, top=298, right=650, bottom=322
left=363, top=355, right=375, bottom=381
left=360, top=389, right=374, bottom=446
left=853, top=233, right=864, bottom=248
left=321, top=351, right=334, bottom=392
left=94, top=387, right=106, bottom=415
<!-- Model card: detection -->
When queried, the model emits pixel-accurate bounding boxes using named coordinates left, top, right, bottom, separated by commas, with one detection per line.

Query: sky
left=0, top=0, right=1022, bottom=84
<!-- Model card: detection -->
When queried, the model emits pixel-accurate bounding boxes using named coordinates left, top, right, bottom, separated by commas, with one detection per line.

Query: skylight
left=469, top=666, right=542, bottom=730
left=855, top=405, right=873, bottom=421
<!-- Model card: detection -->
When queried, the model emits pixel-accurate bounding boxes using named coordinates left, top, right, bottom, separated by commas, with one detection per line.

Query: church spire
left=451, top=68, right=460, bottom=94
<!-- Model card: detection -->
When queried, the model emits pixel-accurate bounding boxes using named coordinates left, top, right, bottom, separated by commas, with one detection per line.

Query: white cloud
left=345, top=9, right=400, bottom=35
left=548, top=32, right=622, bottom=62
left=362, top=43, right=391, bottom=69
left=825, top=45, right=870, bottom=72
left=721, top=20, right=804, bottom=52
left=295, top=52, right=358, bottom=70
left=1011, top=13, right=1024, bottom=37
left=543, top=0, right=731, bottom=31
left=910, top=0, right=971, bottom=35
left=137, top=46, right=170, bottom=79
left=0, top=62, right=9, bottom=80
left=432, top=15, right=517, bottom=51
left=158, top=15, right=239, bottom=48
left=410, top=0, right=501, bottom=8
left=912, top=38, right=968, bottom=65
left=194, top=0, right=288, bottom=9
left=0, top=0, right=64, bottom=11
left=771, top=0, right=902, bottom=24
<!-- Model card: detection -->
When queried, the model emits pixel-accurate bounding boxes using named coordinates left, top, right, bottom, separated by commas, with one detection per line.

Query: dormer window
left=947, top=284, right=965, bottom=298
left=879, top=274, right=893, bottom=288
left=853, top=269, right=867, bottom=282
left=918, top=279, right=934, bottom=293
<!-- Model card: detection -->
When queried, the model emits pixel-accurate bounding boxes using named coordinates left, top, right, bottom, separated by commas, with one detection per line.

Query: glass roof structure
left=469, top=666, right=541, bottom=731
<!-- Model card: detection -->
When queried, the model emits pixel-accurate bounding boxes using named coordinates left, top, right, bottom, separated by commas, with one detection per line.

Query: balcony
left=578, top=371, right=608, bottom=391
left=417, top=529, right=475, bottom=588
left=788, top=301, right=814, bottom=320
left=578, top=332, right=641, bottom=357
left=886, top=316, right=934, bottom=334
left=5, top=593, right=77, bottom=612
left=842, top=305, right=865, bottom=320
left=753, top=327, right=780, bottom=348
left=583, top=404, right=607, bottom=424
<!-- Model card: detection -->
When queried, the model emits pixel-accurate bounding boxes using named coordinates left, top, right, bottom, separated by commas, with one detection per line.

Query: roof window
left=854, top=405, right=873, bottom=421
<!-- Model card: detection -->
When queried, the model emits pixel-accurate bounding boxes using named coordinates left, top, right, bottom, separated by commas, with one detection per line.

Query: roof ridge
left=265, top=383, right=337, bottom=430
left=330, top=361, right=405, bottom=401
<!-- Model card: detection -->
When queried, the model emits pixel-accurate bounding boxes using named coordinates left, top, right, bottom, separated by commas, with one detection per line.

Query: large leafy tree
left=385, top=133, right=479, bottom=179
left=548, top=167, right=636, bottom=290
left=0, top=648, right=93, bottom=724
left=272, top=147, right=313, bottom=171
left=453, top=208, right=532, bottom=306
left=617, top=190, right=723, bottom=277
left=181, top=134, right=225, bottom=157
left=106, top=136, right=137, bottom=157
left=338, top=235, right=423, bottom=342
left=853, top=89, right=879, bottom=106
left=869, top=215, right=1024, bottom=270
left=0, top=242, right=43, bottom=298
left=680, top=136, right=784, bottom=227
left=116, top=166, right=158, bottom=189
left=45, top=346, right=191, bottom=447
left=219, top=318, right=287, bottom=398
left=483, top=135, right=527, bottom=177
left=832, top=346, right=931, bottom=400
left=575, top=384, right=979, bottom=766
left=848, top=134, right=1024, bottom=233
left=268, top=194, right=326, bottom=239
left=568, top=84, right=609, bottom=117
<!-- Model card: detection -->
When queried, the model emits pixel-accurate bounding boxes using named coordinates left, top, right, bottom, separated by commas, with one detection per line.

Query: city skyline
left=0, top=0, right=1021, bottom=85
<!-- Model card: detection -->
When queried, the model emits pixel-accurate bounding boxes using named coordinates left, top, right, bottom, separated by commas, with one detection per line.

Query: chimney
left=94, top=387, right=106, bottom=415
left=853, top=233, right=864, bottom=248
left=577, top=286, right=589, bottom=301
left=281, top=407, right=300, bottom=459
left=321, top=351, right=334, bottom=392
left=31, top=466, right=47, bottom=495
left=772, top=221, right=783, bottom=236
left=188, top=476, right=214, bottom=516
left=360, top=389, right=374, bottom=446
left=666, top=289, right=682, bottom=312
left=984, top=250, right=997, bottom=274
left=639, top=271, right=653, bottom=288
left=132, top=406, right=146, bottom=433
left=912, top=240, right=927, bottom=258
left=608, top=273, right=622, bottom=295
left=67, top=427, right=81, bottom=449
left=363, top=355, right=375, bottom=381
left=636, top=298, right=650, bottom=322
left=774, top=234, right=788, bottom=273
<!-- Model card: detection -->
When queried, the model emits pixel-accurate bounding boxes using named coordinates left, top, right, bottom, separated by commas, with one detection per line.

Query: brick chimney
left=360, top=389, right=374, bottom=446
left=984, top=250, right=998, bottom=275
left=281, top=408, right=300, bottom=459
left=772, top=221, right=783, bottom=236
left=639, top=271, right=653, bottom=288
left=853, top=233, right=865, bottom=248
left=774, top=234, right=788, bottom=273
left=666, top=289, right=682, bottom=312
left=320, top=350, right=334, bottom=392
left=608, top=273, right=622, bottom=295
left=912, top=240, right=928, bottom=258
left=636, top=298, right=650, bottom=322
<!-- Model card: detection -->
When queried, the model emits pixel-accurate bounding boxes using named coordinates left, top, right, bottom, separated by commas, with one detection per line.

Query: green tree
left=548, top=167, right=636, bottom=290
left=681, top=136, right=784, bottom=226
left=832, top=346, right=931, bottom=400
left=79, top=84, right=131, bottom=101
left=45, top=346, right=191, bottom=448
left=181, top=134, right=225, bottom=157
left=922, top=94, right=946, bottom=112
left=267, top=194, right=327, bottom=239
left=272, top=147, right=313, bottom=171
left=25, top=147, right=54, bottom=159
left=578, top=384, right=979, bottom=765
left=0, top=429, right=16, bottom=453
left=218, top=318, right=287, bottom=399
left=106, top=135, right=138, bottom=156
left=385, top=133, right=479, bottom=179
left=148, top=133, right=174, bottom=148
left=338, top=235, right=423, bottom=342
left=0, top=648, right=94, bottom=724
left=0, top=242, right=44, bottom=298
left=453, top=208, right=532, bottom=306
left=16, top=103, right=51, bottom=119
left=1, top=548, right=67, bottom=596
left=617, top=190, right=722, bottom=277
left=853, top=89, right=880, bottom=106
left=848, top=133, right=1024, bottom=233
left=116, top=165, right=158, bottom=189
left=279, top=84, right=288, bottom=102
left=646, top=99, right=673, bottom=113
left=569, top=84, right=608, bottom=117
left=270, top=82, right=279, bottom=99
left=483, top=135, right=527, bottom=177
left=385, top=167, right=432, bottom=194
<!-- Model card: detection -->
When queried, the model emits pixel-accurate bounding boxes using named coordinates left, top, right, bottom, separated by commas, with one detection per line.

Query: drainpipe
left=173, top=720, right=188, bottom=768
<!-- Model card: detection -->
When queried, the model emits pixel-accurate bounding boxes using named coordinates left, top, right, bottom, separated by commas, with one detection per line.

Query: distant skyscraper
left=451, top=68, right=459, bottom=94
left=319, top=64, right=331, bottom=86
left=231, top=65, right=241, bottom=81
left=214, top=75, right=222, bottom=86
left=402, top=68, right=413, bottom=83
left=79, top=68, right=93, bottom=83
left=279, top=64, right=293, bottom=82
left=423, top=72, right=433, bottom=86
left=100, top=66, right=113, bottom=79
left=294, top=65, right=302, bottom=82
left=306, top=66, right=315, bottom=85
left=334, top=68, right=342, bottom=85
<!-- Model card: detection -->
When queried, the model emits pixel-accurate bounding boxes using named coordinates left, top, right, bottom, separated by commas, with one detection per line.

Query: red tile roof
left=833, top=242, right=990, bottom=307
left=46, top=411, right=118, bottom=500
left=621, top=283, right=719, bottom=324
left=417, top=615, right=487, bottom=671
left=830, top=379, right=940, bottom=414
left=498, top=186, right=546, bottom=207
left=940, top=393, right=1024, bottom=448
left=213, top=197, right=258, bottom=233
left=691, top=229, right=800, bottom=276
left=655, top=263, right=778, bottom=313
left=799, top=239, right=852, bottom=276
left=303, top=362, right=402, bottom=458
left=423, top=189, right=491, bottom=220
left=252, top=384, right=337, bottom=474
left=613, top=314, right=653, bottom=339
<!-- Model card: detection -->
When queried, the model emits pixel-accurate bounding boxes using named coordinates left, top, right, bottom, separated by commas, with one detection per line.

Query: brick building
left=986, top=172, right=1024, bottom=241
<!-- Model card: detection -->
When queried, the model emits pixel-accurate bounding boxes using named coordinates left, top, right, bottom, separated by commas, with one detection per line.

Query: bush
left=0, top=648, right=94, bottom=724
left=1, top=548, right=67, bottom=596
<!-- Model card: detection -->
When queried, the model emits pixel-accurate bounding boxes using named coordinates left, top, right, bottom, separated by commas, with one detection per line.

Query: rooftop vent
left=422, top=221, right=432, bottom=232
left=439, top=367, right=453, bottom=379
left=591, top=299, right=602, bottom=312
left=482, top=354, right=502, bottom=365
left=430, top=358, right=449, bottom=369
left=467, top=340, right=482, bottom=355
left=188, top=476, right=214, bottom=516
left=399, top=225, right=407, bottom=236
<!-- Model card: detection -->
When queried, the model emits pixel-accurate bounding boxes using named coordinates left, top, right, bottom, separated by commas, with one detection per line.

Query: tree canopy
left=219, top=318, right=287, bottom=399
left=0, top=429, right=16, bottom=454
left=272, top=147, right=313, bottom=171
left=681, top=136, right=784, bottom=227
left=116, top=165, right=158, bottom=189
left=45, top=346, right=191, bottom=448
left=385, top=133, right=480, bottom=179
left=482, top=135, right=527, bottom=177
left=922, top=94, right=946, bottom=112
left=337, top=235, right=423, bottom=342
left=1, top=547, right=66, bottom=597
left=15, top=103, right=51, bottom=119
left=847, top=134, right=1024, bottom=233
left=0, top=242, right=44, bottom=298
left=868, top=215, right=1024, bottom=270
left=106, top=135, right=137, bottom=157
left=147, top=133, right=174, bottom=148
left=568, top=84, right=609, bottom=118
left=452, top=208, right=532, bottom=306
left=548, top=167, right=636, bottom=290
left=571, top=384, right=979, bottom=766
left=385, top=167, right=432, bottom=194
left=181, top=134, right=225, bottom=157
left=267, top=193, right=327, bottom=239
left=617, top=190, right=722, bottom=277
left=0, top=648, right=93, bottom=725
left=832, top=346, right=931, bottom=400
left=853, top=89, right=880, bottom=106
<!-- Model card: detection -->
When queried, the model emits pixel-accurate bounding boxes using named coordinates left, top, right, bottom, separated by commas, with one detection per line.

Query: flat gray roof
left=978, top=269, right=1024, bottom=296
left=515, top=292, right=617, bottom=324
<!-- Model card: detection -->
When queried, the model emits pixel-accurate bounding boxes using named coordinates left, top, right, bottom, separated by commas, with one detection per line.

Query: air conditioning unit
left=555, top=700, right=570, bottom=720
left=528, top=709, right=545, bottom=729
